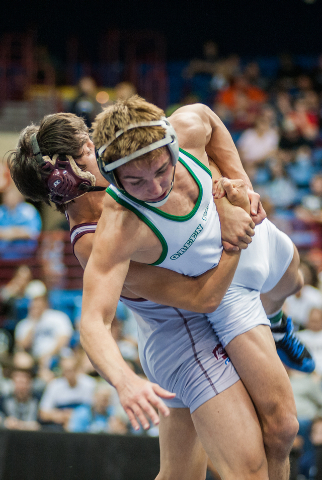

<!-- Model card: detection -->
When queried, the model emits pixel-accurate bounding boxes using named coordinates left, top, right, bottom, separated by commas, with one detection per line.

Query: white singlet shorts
left=121, top=298, right=240, bottom=413
left=207, top=219, right=294, bottom=347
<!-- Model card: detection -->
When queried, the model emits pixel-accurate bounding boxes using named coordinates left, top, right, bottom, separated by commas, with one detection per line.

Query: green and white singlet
left=106, top=148, right=223, bottom=277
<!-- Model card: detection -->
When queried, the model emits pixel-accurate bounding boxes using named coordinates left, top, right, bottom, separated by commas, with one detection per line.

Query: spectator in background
left=111, top=317, right=141, bottom=374
left=284, top=259, right=322, bottom=329
left=114, top=81, right=137, bottom=102
left=0, top=368, right=40, bottom=431
left=0, top=185, right=41, bottom=260
left=15, top=289, right=73, bottom=368
left=274, top=91, right=293, bottom=129
left=284, top=97, right=319, bottom=145
left=279, top=117, right=307, bottom=153
left=39, top=356, right=96, bottom=430
left=243, top=61, right=269, bottom=91
left=69, top=76, right=101, bottom=128
left=237, top=110, right=279, bottom=178
left=288, top=367, right=322, bottom=425
left=68, top=383, right=128, bottom=434
left=296, top=173, right=322, bottom=224
left=257, top=155, right=299, bottom=210
left=287, top=145, right=315, bottom=189
left=217, top=73, right=267, bottom=112
left=0, top=265, right=32, bottom=352
left=297, top=308, right=322, bottom=375
left=295, top=173, right=322, bottom=249
left=287, top=367, right=322, bottom=479
left=221, top=90, right=258, bottom=133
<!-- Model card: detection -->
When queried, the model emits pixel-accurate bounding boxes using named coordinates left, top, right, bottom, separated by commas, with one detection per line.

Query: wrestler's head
left=8, top=113, right=106, bottom=212
left=92, top=95, right=178, bottom=205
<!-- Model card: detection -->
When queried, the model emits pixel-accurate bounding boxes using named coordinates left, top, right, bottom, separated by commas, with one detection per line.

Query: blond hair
left=92, top=95, right=167, bottom=166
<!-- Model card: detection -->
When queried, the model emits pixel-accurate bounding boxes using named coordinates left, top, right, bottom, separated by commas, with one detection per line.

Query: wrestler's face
left=75, top=137, right=108, bottom=186
left=116, top=151, right=174, bottom=202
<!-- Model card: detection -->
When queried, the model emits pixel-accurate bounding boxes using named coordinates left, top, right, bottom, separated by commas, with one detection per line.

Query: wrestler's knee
left=223, top=450, right=268, bottom=480
left=262, top=409, right=299, bottom=459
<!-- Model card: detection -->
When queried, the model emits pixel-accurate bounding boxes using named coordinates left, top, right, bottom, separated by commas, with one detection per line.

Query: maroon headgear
left=30, top=133, right=104, bottom=205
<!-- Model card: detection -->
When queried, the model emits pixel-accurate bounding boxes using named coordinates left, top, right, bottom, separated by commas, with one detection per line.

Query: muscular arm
left=170, top=104, right=252, bottom=188
left=124, top=250, right=240, bottom=313
left=170, top=104, right=266, bottom=222
left=80, top=203, right=175, bottom=430
left=76, top=224, right=241, bottom=313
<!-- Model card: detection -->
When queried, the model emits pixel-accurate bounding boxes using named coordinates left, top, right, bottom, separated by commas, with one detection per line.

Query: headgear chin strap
left=30, top=133, right=105, bottom=205
left=96, top=117, right=179, bottom=188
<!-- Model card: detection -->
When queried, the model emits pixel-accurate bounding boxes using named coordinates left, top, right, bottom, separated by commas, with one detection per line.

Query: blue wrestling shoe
left=275, top=315, right=315, bottom=373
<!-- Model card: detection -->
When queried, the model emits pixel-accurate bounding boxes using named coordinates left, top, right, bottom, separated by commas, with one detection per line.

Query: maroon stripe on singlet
left=173, top=307, right=219, bottom=395
left=70, top=222, right=98, bottom=254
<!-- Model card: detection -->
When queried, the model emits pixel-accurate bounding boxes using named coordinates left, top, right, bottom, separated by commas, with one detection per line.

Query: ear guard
left=30, top=133, right=103, bottom=205
left=96, top=117, right=179, bottom=187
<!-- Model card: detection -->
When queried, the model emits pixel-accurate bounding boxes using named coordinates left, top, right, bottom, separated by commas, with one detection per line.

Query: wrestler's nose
left=148, top=179, right=163, bottom=196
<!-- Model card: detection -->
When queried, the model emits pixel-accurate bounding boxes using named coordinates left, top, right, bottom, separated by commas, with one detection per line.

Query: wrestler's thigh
left=225, top=325, right=297, bottom=427
left=156, top=408, right=207, bottom=480
left=192, top=380, right=268, bottom=480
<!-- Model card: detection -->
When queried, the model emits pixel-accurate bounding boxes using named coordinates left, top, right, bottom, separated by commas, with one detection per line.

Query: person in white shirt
left=284, top=259, right=322, bottom=328
left=39, top=356, right=96, bottom=429
left=237, top=112, right=279, bottom=171
left=15, top=294, right=73, bottom=366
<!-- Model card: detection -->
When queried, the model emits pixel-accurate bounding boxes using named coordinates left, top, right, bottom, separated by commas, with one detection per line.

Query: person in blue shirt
left=0, top=185, right=41, bottom=260
left=68, top=383, right=127, bottom=434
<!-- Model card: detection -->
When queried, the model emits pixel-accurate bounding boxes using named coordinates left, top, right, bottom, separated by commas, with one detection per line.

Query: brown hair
left=92, top=95, right=167, bottom=166
left=7, top=113, right=89, bottom=212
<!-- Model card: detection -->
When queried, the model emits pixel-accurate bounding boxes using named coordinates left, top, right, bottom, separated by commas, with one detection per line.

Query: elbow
left=192, top=298, right=220, bottom=314
left=202, top=301, right=220, bottom=314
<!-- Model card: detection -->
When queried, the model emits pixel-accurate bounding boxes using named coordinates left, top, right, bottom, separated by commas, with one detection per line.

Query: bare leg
left=192, top=380, right=269, bottom=480
left=225, top=325, right=299, bottom=480
left=261, top=243, right=303, bottom=315
left=156, top=408, right=207, bottom=480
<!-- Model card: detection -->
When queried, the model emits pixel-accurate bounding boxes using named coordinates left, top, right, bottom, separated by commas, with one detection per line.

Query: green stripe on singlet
left=106, top=188, right=168, bottom=266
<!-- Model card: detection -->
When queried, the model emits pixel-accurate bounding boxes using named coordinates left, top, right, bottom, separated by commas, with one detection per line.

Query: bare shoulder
left=169, top=104, right=214, bottom=151
left=93, top=193, right=154, bottom=262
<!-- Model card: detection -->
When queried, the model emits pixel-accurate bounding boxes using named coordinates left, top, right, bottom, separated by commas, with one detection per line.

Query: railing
left=0, top=231, right=83, bottom=291
left=0, top=429, right=160, bottom=480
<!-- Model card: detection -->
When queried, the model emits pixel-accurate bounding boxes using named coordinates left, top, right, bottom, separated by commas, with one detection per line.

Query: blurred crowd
left=1, top=41, right=322, bottom=478
left=0, top=266, right=155, bottom=438
left=181, top=44, right=322, bottom=257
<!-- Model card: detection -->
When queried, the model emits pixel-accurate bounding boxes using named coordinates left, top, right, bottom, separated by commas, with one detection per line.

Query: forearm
left=80, top=314, right=139, bottom=389
left=206, top=113, right=252, bottom=189
left=125, top=249, right=240, bottom=313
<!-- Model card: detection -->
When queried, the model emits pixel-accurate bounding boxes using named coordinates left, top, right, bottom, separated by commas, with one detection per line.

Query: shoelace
left=280, top=333, right=305, bottom=358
